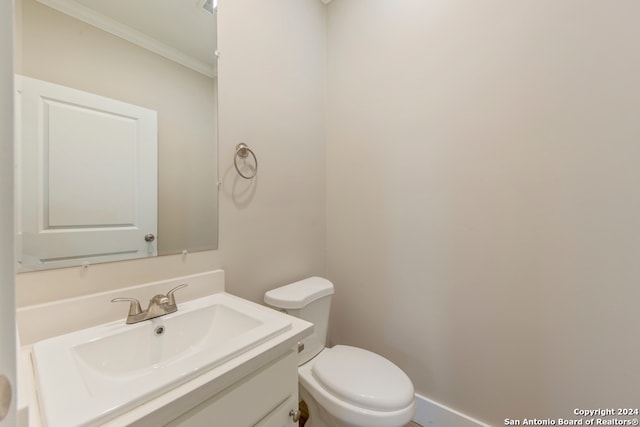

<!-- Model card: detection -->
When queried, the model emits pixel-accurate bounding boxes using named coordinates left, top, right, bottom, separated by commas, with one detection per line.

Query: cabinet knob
left=289, top=409, right=301, bottom=422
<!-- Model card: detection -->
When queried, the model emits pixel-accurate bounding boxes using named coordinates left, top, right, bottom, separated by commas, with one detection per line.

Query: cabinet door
left=164, top=350, right=298, bottom=427
left=16, top=75, right=158, bottom=270
left=253, top=396, right=298, bottom=427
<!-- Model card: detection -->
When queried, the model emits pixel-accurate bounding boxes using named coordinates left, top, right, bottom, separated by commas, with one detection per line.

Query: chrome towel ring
left=234, top=143, right=258, bottom=179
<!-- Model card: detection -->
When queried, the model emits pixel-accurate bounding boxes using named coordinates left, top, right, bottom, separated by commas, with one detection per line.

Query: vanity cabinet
left=164, top=349, right=299, bottom=427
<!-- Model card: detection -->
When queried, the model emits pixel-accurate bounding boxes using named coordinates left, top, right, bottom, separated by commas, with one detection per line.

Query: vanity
left=16, top=270, right=312, bottom=427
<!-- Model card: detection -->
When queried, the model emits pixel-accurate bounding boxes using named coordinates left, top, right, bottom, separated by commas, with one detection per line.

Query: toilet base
left=300, top=384, right=343, bottom=427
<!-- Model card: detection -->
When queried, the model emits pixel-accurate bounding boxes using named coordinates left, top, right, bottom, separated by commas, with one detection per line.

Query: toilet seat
left=299, top=346, right=415, bottom=427
left=312, top=345, right=414, bottom=411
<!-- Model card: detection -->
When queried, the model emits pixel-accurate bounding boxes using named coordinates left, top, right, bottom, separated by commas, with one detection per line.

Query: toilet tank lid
left=264, top=277, right=334, bottom=309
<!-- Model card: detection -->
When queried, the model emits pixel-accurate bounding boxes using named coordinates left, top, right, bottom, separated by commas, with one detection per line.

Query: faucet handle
left=111, top=298, right=143, bottom=316
left=166, top=284, right=188, bottom=306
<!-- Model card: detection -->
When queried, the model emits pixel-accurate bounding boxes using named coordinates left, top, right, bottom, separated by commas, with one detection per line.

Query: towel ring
left=234, top=143, right=258, bottom=179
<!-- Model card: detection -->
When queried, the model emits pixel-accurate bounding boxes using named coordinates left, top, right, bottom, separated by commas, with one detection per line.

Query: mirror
left=15, top=0, right=218, bottom=271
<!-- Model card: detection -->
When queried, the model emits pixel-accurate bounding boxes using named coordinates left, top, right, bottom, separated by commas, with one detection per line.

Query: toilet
left=264, top=277, right=415, bottom=427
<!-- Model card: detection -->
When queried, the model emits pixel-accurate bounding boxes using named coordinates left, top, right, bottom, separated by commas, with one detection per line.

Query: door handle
left=0, top=374, right=12, bottom=421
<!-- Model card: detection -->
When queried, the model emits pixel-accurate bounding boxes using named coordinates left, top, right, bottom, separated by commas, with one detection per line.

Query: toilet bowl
left=264, top=277, right=415, bottom=427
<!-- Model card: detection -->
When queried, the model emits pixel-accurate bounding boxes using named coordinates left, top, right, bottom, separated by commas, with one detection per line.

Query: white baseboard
left=414, top=393, right=492, bottom=427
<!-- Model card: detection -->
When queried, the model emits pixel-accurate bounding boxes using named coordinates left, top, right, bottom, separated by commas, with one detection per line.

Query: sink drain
left=154, top=326, right=165, bottom=336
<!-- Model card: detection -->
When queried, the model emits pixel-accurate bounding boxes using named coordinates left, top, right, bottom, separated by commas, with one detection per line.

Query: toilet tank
left=264, top=277, right=334, bottom=365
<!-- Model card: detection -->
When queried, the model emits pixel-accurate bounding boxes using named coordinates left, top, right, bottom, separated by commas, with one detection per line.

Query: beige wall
left=16, top=0, right=326, bottom=306
left=216, top=0, right=327, bottom=302
left=326, top=1, right=640, bottom=425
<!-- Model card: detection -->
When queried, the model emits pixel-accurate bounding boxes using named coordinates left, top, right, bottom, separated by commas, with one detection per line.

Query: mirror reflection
left=15, top=0, right=218, bottom=271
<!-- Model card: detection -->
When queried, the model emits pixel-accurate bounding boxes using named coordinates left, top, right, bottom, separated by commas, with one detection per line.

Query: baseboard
left=413, top=393, right=491, bottom=427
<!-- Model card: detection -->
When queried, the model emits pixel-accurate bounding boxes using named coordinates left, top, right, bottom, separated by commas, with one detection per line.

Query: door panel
left=16, top=76, right=158, bottom=270
left=0, top=0, right=16, bottom=425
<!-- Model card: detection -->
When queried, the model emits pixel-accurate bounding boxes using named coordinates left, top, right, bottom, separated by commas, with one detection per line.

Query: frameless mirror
left=15, top=0, right=218, bottom=271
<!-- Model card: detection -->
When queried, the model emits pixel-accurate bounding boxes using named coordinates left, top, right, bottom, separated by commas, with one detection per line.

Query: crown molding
left=36, top=0, right=216, bottom=78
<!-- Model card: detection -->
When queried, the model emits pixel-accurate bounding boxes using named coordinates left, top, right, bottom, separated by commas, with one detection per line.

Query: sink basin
left=32, top=292, right=292, bottom=427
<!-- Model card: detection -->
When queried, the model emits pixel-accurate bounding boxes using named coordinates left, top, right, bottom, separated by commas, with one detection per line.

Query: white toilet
left=264, top=277, right=415, bottom=427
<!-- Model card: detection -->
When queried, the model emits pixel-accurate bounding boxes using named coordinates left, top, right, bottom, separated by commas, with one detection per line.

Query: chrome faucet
left=111, top=284, right=188, bottom=324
